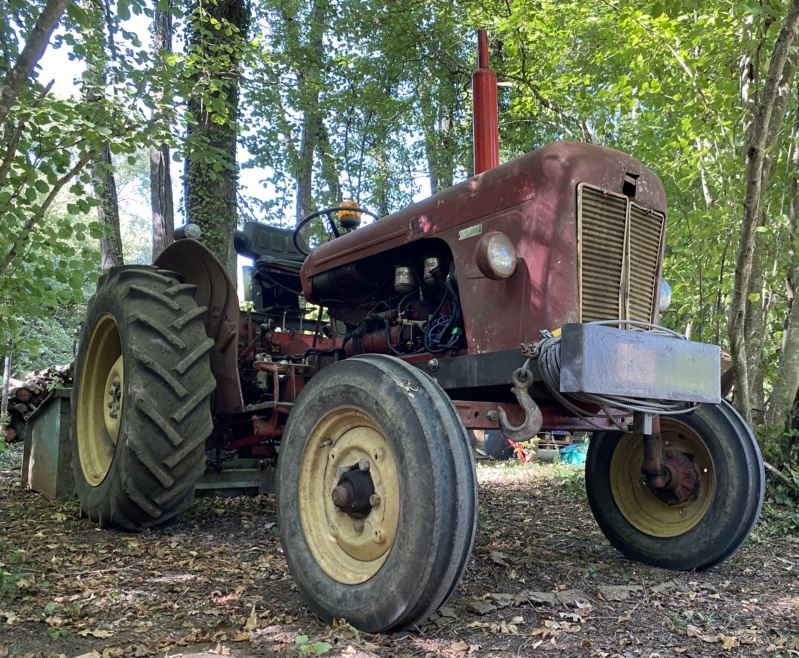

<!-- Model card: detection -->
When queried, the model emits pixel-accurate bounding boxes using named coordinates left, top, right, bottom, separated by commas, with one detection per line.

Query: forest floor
left=1, top=446, right=798, bottom=658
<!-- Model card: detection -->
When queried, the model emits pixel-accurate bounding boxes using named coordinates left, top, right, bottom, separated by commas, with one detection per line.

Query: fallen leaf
left=451, top=640, right=470, bottom=652
left=467, top=600, right=497, bottom=615
left=597, top=585, right=642, bottom=601
left=244, top=603, right=257, bottom=631
left=78, top=629, right=113, bottom=638
left=720, top=634, right=739, bottom=650
left=489, top=551, right=509, bottom=566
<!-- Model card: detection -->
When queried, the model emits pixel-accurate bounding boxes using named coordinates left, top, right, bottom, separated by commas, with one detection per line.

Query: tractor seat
left=233, top=222, right=307, bottom=267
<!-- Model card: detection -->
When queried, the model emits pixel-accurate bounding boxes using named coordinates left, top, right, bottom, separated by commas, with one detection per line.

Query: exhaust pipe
left=472, top=30, right=499, bottom=175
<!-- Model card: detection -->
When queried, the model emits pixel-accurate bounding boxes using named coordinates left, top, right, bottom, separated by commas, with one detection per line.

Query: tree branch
left=0, top=0, right=69, bottom=127
left=0, top=149, right=95, bottom=277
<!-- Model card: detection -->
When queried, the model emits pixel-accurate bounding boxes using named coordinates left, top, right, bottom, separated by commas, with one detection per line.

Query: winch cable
left=534, top=320, right=697, bottom=432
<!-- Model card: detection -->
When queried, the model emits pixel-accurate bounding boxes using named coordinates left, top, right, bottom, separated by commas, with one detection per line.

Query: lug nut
left=369, top=494, right=381, bottom=507
left=337, top=464, right=349, bottom=476
left=358, top=459, right=370, bottom=472
left=353, top=519, right=365, bottom=533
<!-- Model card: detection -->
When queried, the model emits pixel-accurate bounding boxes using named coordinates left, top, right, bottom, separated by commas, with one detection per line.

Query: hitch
left=497, top=368, right=543, bottom=442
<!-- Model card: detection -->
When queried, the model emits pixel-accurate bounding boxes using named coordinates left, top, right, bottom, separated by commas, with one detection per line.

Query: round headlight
left=659, top=278, right=672, bottom=313
left=475, top=232, right=517, bottom=280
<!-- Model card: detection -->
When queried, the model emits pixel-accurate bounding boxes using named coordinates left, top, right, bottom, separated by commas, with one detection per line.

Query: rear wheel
left=585, top=401, right=763, bottom=570
left=71, top=266, right=215, bottom=530
left=277, top=354, right=477, bottom=632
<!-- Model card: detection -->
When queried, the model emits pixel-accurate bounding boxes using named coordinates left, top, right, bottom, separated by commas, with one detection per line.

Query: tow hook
left=497, top=368, right=543, bottom=442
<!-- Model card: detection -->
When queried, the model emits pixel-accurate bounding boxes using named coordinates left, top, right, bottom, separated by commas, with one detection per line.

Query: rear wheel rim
left=610, top=420, right=714, bottom=537
left=76, top=313, right=123, bottom=486
left=298, top=409, right=400, bottom=585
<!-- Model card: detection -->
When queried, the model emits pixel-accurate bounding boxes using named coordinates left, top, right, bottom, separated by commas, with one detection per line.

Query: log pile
left=2, top=364, right=73, bottom=442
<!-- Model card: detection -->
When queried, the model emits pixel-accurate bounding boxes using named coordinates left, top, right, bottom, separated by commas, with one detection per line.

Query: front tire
left=585, top=401, right=764, bottom=570
left=71, top=266, right=215, bottom=530
left=277, top=354, right=477, bottom=632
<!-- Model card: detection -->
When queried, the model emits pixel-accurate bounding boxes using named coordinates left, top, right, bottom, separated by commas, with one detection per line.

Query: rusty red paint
left=452, top=399, right=629, bottom=432
left=473, top=30, right=499, bottom=175
left=155, top=238, right=244, bottom=414
left=303, top=142, right=666, bottom=357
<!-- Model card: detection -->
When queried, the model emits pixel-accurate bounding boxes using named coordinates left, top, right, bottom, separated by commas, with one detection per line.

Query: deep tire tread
left=71, top=265, right=214, bottom=531
left=128, top=313, right=186, bottom=349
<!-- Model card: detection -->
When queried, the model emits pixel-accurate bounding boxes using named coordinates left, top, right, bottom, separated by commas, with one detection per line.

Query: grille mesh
left=578, top=185, right=664, bottom=323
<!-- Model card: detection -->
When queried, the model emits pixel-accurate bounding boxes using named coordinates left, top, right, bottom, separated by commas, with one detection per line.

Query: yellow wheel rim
left=76, top=313, right=123, bottom=486
left=298, top=409, right=400, bottom=584
left=610, top=420, right=714, bottom=537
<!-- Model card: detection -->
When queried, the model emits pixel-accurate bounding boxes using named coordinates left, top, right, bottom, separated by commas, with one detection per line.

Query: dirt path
left=1, top=450, right=797, bottom=658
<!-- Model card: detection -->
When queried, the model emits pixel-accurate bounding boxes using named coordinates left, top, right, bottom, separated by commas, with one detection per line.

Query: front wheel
left=585, top=401, right=764, bottom=570
left=276, top=354, right=477, bottom=632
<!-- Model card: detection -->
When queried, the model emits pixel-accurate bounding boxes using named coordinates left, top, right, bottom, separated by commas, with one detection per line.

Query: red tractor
left=70, top=32, right=764, bottom=633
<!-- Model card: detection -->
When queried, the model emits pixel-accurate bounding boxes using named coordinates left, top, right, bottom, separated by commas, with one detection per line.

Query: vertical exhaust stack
left=472, top=30, right=499, bottom=175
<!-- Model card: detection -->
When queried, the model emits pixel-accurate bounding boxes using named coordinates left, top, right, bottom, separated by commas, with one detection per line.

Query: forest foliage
left=3, top=0, right=799, bottom=475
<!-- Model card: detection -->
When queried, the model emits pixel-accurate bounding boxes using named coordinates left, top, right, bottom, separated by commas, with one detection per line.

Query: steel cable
left=535, top=321, right=696, bottom=431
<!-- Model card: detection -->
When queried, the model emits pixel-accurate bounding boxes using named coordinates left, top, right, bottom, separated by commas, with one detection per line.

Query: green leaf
left=312, top=642, right=333, bottom=655
left=295, top=635, right=309, bottom=645
left=748, top=293, right=761, bottom=303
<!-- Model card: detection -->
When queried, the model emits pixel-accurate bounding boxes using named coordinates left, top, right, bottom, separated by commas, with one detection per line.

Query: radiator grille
left=578, top=184, right=665, bottom=323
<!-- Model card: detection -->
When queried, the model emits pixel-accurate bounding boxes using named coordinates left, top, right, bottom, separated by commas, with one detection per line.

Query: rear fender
left=155, top=240, right=244, bottom=414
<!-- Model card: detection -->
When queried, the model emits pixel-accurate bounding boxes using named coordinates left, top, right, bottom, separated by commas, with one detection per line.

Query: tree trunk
left=764, top=82, right=799, bottom=450
left=729, top=0, right=799, bottom=427
left=150, top=0, right=174, bottom=261
left=92, top=144, right=124, bottom=268
left=150, top=144, right=173, bottom=260
left=292, top=0, right=328, bottom=224
left=0, top=0, right=68, bottom=127
left=83, top=0, right=123, bottom=269
left=185, top=0, right=247, bottom=274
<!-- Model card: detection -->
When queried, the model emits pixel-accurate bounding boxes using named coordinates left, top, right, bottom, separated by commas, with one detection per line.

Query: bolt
left=487, top=410, right=498, bottom=421
left=337, top=464, right=349, bottom=476
left=428, top=359, right=439, bottom=372
left=369, top=494, right=381, bottom=507
left=373, top=530, right=385, bottom=544
left=358, top=459, right=370, bottom=472
left=353, top=519, right=365, bottom=533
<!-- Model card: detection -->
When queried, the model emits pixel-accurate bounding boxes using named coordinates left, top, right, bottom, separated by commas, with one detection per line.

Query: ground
left=1, top=448, right=797, bottom=658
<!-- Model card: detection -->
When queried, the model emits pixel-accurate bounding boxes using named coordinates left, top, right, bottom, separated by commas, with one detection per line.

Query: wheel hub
left=103, top=356, right=124, bottom=443
left=610, top=427, right=714, bottom=538
left=653, top=449, right=698, bottom=504
left=298, top=409, right=400, bottom=584
left=331, top=466, right=375, bottom=516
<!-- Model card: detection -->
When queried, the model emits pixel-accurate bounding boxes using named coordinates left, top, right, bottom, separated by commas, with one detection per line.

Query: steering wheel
left=293, top=206, right=379, bottom=256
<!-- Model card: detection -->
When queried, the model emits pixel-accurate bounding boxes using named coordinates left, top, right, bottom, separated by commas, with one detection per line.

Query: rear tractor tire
left=71, top=266, right=215, bottom=530
left=585, top=401, right=764, bottom=570
left=277, top=354, right=477, bottom=633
